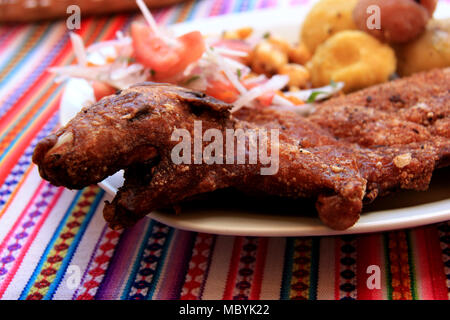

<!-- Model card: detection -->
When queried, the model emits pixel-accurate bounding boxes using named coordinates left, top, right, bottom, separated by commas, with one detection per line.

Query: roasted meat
left=33, top=83, right=368, bottom=230
left=32, top=69, right=450, bottom=230
left=309, top=68, right=450, bottom=201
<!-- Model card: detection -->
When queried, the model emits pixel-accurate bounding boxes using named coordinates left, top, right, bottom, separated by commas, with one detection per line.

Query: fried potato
left=279, top=64, right=310, bottom=88
left=300, top=0, right=358, bottom=54
left=307, top=30, right=396, bottom=93
left=396, top=19, right=450, bottom=76
left=250, top=40, right=288, bottom=76
left=288, top=42, right=312, bottom=65
left=353, top=0, right=434, bottom=43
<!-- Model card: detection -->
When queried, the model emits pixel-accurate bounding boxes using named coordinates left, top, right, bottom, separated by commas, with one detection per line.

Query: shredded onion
left=272, top=94, right=294, bottom=107
left=87, top=37, right=132, bottom=53
left=270, top=104, right=315, bottom=116
left=284, top=82, right=344, bottom=102
left=205, top=47, right=247, bottom=94
left=69, top=32, right=87, bottom=66
left=231, top=75, right=289, bottom=112
left=211, top=46, right=249, bottom=57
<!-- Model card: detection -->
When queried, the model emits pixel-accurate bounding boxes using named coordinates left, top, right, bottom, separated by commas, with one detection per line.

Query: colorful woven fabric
left=0, top=0, right=449, bottom=300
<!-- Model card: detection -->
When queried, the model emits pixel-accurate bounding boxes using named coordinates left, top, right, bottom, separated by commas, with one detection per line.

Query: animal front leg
left=103, top=160, right=236, bottom=229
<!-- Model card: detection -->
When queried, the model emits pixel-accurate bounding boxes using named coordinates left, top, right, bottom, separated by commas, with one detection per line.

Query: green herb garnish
left=263, top=32, right=271, bottom=39
left=237, top=69, right=242, bottom=79
left=183, top=75, right=200, bottom=85
left=306, top=91, right=326, bottom=103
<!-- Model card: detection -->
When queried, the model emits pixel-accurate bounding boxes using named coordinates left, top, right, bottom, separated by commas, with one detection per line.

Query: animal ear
left=177, top=90, right=233, bottom=116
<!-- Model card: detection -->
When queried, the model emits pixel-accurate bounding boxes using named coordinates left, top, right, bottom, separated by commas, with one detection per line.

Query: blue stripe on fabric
left=0, top=84, right=63, bottom=162
left=44, top=190, right=105, bottom=300
left=19, top=190, right=84, bottom=299
left=120, top=219, right=155, bottom=299
left=146, top=227, right=175, bottom=300
left=0, top=26, right=37, bottom=73
left=0, top=24, right=53, bottom=90
left=280, top=237, right=294, bottom=300
left=0, top=30, right=68, bottom=118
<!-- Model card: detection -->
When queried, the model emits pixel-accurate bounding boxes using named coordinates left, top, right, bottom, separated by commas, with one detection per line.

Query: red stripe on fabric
left=249, top=238, right=268, bottom=300
left=0, top=15, right=125, bottom=138
left=0, top=16, right=105, bottom=135
left=0, top=99, right=60, bottom=186
left=424, top=226, right=448, bottom=299
left=0, top=26, right=25, bottom=52
left=356, top=234, right=383, bottom=300
left=0, top=180, right=46, bottom=254
left=414, top=228, right=433, bottom=299
left=222, top=237, right=243, bottom=300
left=334, top=238, right=340, bottom=300
left=0, top=16, right=127, bottom=187
left=0, top=187, right=64, bottom=298
left=0, top=28, right=71, bottom=134
left=0, top=26, right=83, bottom=135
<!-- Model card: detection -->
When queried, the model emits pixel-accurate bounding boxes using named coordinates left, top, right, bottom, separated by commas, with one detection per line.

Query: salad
left=51, top=0, right=343, bottom=115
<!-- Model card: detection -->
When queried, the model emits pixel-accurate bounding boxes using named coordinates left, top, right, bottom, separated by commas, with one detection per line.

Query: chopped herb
left=329, top=79, right=337, bottom=88
left=263, top=32, right=271, bottom=39
left=150, top=69, right=156, bottom=76
left=209, top=46, right=215, bottom=51
left=306, top=91, right=326, bottom=103
left=237, top=69, right=242, bottom=79
left=127, top=57, right=136, bottom=63
left=183, top=75, right=200, bottom=85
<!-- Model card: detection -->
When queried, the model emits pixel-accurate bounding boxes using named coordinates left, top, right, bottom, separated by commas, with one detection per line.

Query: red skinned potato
left=420, top=0, right=438, bottom=16
left=353, top=0, right=436, bottom=43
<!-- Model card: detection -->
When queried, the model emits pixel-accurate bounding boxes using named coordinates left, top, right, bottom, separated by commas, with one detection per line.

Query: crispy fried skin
left=32, top=69, right=450, bottom=230
left=310, top=68, right=450, bottom=165
left=309, top=68, right=450, bottom=200
left=33, top=83, right=367, bottom=230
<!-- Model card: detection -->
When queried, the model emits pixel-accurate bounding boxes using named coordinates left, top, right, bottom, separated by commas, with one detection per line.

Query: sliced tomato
left=92, top=81, right=116, bottom=101
left=205, top=79, right=239, bottom=103
left=256, top=91, right=275, bottom=107
left=131, top=22, right=205, bottom=79
left=242, top=78, right=275, bottom=106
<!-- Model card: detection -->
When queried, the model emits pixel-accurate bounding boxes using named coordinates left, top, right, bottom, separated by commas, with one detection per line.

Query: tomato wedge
left=256, top=91, right=275, bottom=107
left=205, top=79, right=240, bottom=103
left=131, top=22, right=205, bottom=79
left=92, top=81, right=116, bottom=101
left=242, top=78, right=275, bottom=106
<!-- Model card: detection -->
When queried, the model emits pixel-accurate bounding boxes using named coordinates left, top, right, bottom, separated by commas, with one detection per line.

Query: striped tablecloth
left=0, top=0, right=449, bottom=300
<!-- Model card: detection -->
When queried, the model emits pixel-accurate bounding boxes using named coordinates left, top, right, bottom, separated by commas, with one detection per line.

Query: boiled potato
left=307, top=30, right=396, bottom=92
left=301, top=0, right=358, bottom=53
left=353, top=0, right=435, bottom=43
left=396, top=19, right=450, bottom=76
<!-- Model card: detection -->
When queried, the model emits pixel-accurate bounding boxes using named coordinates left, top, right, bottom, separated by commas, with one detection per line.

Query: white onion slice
left=205, top=47, right=247, bottom=94
left=211, top=46, right=249, bottom=57
left=231, top=75, right=289, bottom=112
left=284, top=82, right=344, bottom=102
left=86, top=37, right=132, bottom=53
left=69, top=32, right=87, bottom=66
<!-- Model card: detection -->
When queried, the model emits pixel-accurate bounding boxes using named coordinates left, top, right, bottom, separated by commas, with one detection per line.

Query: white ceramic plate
left=60, top=4, right=450, bottom=236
